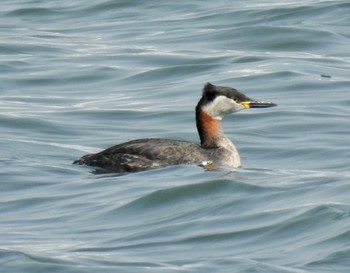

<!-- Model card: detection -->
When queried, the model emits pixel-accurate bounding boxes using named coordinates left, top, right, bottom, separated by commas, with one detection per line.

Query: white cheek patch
left=202, top=95, right=244, bottom=119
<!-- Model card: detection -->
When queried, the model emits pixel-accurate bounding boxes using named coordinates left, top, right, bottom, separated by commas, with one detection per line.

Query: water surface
left=1, top=1, right=350, bottom=272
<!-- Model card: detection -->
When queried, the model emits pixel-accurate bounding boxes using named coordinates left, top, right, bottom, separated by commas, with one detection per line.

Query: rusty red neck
left=196, top=110, right=224, bottom=148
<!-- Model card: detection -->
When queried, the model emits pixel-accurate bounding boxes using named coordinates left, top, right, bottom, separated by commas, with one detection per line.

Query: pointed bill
left=240, top=101, right=277, bottom=109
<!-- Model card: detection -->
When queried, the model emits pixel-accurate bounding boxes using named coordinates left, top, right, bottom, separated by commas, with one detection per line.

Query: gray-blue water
left=1, top=1, right=350, bottom=272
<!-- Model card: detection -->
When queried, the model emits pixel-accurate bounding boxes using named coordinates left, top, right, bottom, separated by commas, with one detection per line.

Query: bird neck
left=196, top=109, right=226, bottom=148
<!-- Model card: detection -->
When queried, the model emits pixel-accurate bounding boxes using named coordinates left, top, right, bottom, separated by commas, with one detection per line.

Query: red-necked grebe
left=74, top=83, right=276, bottom=172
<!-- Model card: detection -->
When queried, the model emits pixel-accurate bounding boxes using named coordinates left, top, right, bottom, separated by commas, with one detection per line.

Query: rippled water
left=1, top=0, right=350, bottom=272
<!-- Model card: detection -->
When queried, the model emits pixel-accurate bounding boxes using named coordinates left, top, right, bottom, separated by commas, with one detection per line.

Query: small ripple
left=119, top=64, right=219, bottom=85
left=0, top=248, right=78, bottom=270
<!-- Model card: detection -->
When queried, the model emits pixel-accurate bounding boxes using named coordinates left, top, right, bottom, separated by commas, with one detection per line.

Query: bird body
left=74, top=83, right=276, bottom=172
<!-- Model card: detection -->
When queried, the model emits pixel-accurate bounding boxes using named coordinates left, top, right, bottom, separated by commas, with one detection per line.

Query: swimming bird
left=74, top=83, right=276, bottom=172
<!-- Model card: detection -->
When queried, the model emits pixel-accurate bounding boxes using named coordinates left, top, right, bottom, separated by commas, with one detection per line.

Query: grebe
left=74, top=83, right=276, bottom=172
